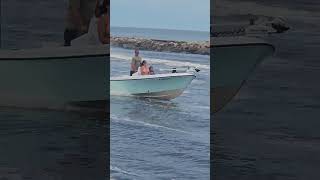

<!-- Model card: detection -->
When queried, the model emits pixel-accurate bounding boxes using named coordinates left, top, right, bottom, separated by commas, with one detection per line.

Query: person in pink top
left=140, top=60, right=150, bottom=75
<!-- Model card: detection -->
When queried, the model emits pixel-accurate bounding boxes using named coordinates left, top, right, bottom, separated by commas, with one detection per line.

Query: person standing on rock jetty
left=130, top=48, right=142, bottom=76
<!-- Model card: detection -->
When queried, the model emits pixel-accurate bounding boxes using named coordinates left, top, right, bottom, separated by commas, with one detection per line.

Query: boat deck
left=111, top=72, right=195, bottom=81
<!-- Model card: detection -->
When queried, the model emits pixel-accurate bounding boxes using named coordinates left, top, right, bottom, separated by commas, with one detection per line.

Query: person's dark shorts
left=130, top=71, right=135, bottom=76
left=64, top=29, right=81, bottom=46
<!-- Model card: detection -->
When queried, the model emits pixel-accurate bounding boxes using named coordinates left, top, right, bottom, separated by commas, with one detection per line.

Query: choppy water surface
left=213, top=0, right=320, bottom=179
left=0, top=108, right=108, bottom=179
left=110, top=47, right=210, bottom=179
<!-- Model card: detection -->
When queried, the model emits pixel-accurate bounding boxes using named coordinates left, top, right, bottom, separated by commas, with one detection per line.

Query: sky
left=111, top=0, right=210, bottom=32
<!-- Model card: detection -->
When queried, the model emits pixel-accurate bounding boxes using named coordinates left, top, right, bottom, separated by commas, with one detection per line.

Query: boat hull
left=110, top=73, right=195, bottom=100
left=0, top=46, right=109, bottom=110
left=212, top=37, right=275, bottom=112
left=133, top=89, right=185, bottom=100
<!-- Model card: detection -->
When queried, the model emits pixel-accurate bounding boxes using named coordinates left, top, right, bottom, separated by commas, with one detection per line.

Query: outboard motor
left=271, top=17, right=290, bottom=33
left=186, top=66, right=200, bottom=73
left=172, top=68, right=177, bottom=73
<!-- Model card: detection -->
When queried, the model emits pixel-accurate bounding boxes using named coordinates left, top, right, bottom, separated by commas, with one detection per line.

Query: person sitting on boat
left=71, top=0, right=110, bottom=46
left=130, top=48, right=142, bottom=76
left=140, top=60, right=150, bottom=75
left=149, top=66, right=155, bottom=75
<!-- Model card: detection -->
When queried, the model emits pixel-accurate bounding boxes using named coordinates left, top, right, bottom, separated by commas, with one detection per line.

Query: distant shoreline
left=111, top=26, right=210, bottom=33
left=110, top=36, right=209, bottom=55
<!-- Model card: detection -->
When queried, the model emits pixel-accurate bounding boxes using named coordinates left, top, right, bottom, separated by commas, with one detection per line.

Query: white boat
left=0, top=45, right=109, bottom=110
left=212, top=17, right=289, bottom=37
left=110, top=68, right=198, bottom=100
left=212, top=36, right=275, bottom=112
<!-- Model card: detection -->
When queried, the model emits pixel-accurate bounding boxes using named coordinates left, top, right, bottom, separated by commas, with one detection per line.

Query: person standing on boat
left=130, top=49, right=142, bottom=76
left=71, top=0, right=110, bottom=45
left=64, top=0, right=98, bottom=46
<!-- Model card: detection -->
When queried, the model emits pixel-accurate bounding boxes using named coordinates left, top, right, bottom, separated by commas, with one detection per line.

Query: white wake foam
left=110, top=165, right=140, bottom=177
left=111, top=114, right=194, bottom=135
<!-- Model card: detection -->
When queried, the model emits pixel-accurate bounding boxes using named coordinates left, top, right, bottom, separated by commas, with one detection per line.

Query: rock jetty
left=110, top=36, right=210, bottom=55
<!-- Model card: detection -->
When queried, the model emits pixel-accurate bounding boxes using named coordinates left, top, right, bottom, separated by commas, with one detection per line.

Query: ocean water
left=1, top=0, right=65, bottom=49
left=213, top=0, right=320, bottom=179
left=0, top=109, right=108, bottom=179
left=111, top=26, right=209, bottom=42
left=110, top=31, right=210, bottom=179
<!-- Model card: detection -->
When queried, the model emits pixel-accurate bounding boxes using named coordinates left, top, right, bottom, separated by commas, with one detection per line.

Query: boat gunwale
left=0, top=53, right=109, bottom=61
left=110, top=73, right=195, bottom=81
left=0, top=44, right=110, bottom=61
left=210, top=42, right=275, bottom=51
left=210, top=36, right=276, bottom=51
